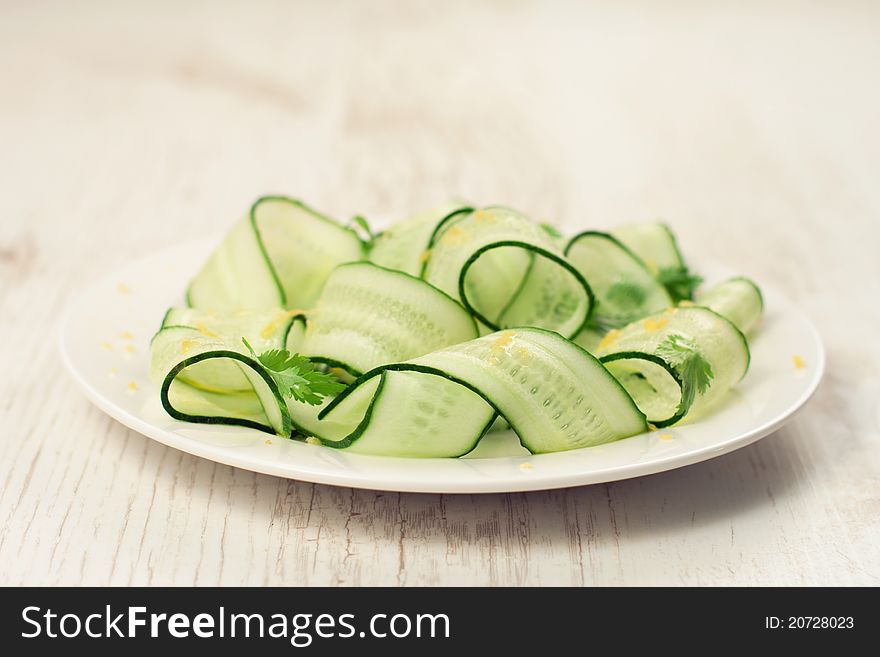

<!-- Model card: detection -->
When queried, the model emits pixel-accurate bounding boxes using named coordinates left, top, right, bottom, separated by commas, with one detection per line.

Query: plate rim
left=58, top=241, right=826, bottom=494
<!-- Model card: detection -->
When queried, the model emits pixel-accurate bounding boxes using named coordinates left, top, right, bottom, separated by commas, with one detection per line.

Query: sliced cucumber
left=423, top=207, right=594, bottom=338
left=186, top=217, right=282, bottom=311
left=368, top=204, right=466, bottom=276
left=187, top=196, right=364, bottom=312
left=156, top=308, right=301, bottom=391
left=309, top=328, right=647, bottom=455
left=286, top=378, right=378, bottom=442
left=318, top=371, right=496, bottom=457
left=150, top=309, right=307, bottom=435
left=597, top=307, right=750, bottom=424
left=598, top=353, right=684, bottom=427
left=299, top=261, right=478, bottom=375
left=565, top=231, right=672, bottom=330
left=571, top=325, right=606, bottom=353
left=612, top=222, right=684, bottom=273
left=413, top=328, right=648, bottom=452
left=150, top=326, right=291, bottom=435
left=161, top=307, right=303, bottom=343
left=612, top=222, right=701, bottom=302
left=696, top=276, right=763, bottom=334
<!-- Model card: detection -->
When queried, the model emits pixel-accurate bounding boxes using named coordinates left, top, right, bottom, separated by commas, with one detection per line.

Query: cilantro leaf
left=242, top=338, right=345, bottom=405
left=656, top=333, right=714, bottom=415
left=658, top=266, right=703, bottom=302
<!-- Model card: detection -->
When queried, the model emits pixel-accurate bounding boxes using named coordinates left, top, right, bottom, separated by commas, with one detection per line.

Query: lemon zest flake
left=195, top=322, right=218, bottom=338
left=491, top=330, right=515, bottom=350
left=642, top=316, right=669, bottom=332
left=260, top=321, right=280, bottom=339
left=597, top=329, right=621, bottom=352
left=497, top=330, right=515, bottom=344
left=440, top=225, right=469, bottom=246
left=793, top=355, right=806, bottom=370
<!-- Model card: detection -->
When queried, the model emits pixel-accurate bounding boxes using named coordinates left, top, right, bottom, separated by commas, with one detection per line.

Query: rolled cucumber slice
left=310, top=371, right=496, bottom=457
left=161, top=307, right=304, bottom=344
left=696, top=276, right=763, bottom=334
left=187, top=196, right=364, bottom=312
left=565, top=231, right=672, bottom=331
left=150, top=326, right=291, bottom=435
left=150, top=308, right=309, bottom=435
left=306, top=328, right=647, bottom=456
left=597, top=307, right=750, bottom=425
left=299, top=261, right=478, bottom=375
left=612, top=222, right=701, bottom=302
left=423, top=207, right=594, bottom=338
left=368, top=203, right=467, bottom=276
left=612, top=222, right=684, bottom=273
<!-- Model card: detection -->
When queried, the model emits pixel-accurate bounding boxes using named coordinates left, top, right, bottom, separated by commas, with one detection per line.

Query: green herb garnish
left=658, top=266, right=703, bottom=302
left=242, top=338, right=345, bottom=405
left=656, top=333, right=714, bottom=413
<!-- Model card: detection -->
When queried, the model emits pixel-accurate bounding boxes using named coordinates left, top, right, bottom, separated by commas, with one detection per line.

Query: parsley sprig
left=242, top=338, right=345, bottom=405
left=656, top=333, right=714, bottom=414
left=658, top=266, right=703, bottom=302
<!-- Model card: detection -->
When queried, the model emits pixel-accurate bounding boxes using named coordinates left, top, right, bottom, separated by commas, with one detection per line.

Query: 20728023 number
left=765, top=617, right=854, bottom=629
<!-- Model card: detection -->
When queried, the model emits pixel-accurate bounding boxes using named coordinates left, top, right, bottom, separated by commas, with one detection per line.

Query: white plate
left=60, top=239, right=824, bottom=493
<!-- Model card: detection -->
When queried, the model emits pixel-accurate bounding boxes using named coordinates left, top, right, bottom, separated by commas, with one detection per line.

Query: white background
left=1, top=0, right=878, bottom=585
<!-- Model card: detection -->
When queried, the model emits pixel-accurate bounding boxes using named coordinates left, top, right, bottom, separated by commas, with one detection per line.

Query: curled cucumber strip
left=422, top=207, right=594, bottom=338
left=597, top=307, right=750, bottom=426
left=296, top=328, right=648, bottom=456
left=298, top=261, right=479, bottom=376
left=187, top=196, right=365, bottom=312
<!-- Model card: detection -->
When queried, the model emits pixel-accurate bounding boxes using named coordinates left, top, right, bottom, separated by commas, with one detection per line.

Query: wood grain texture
left=1, top=0, right=879, bottom=586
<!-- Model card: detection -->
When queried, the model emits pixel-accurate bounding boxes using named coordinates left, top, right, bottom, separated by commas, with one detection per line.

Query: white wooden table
left=2, top=1, right=879, bottom=586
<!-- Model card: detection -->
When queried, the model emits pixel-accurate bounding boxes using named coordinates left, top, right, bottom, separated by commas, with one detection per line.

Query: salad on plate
left=149, top=197, right=763, bottom=458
